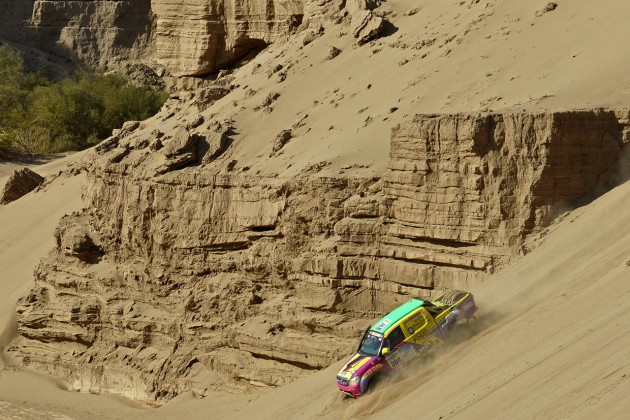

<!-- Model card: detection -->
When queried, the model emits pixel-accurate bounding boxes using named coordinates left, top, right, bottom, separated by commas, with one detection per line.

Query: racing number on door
left=388, top=355, right=402, bottom=368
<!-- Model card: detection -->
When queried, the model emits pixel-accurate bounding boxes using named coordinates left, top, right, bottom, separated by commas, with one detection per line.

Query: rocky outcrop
left=347, top=0, right=385, bottom=45
left=0, top=167, right=44, bottom=204
left=152, top=0, right=304, bottom=76
left=0, top=1, right=153, bottom=71
left=0, top=0, right=304, bottom=78
left=11, top=109, right=629, bottom=404
left=0, top=0, right=397, bottom=78
left=296, top=110, right=629, bottom=292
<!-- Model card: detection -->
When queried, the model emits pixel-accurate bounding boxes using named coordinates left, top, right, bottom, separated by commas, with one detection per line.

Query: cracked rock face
left=351, top=10, right=385, bottom=45
left=10, top=109, right=630, bottom=404
left=152, top=0, right=304, bottom=76
left=0, top=0, right=153, bottom=72
left=0, top=0, right=304, bottom=76
left=0, top=167, right=44, bottom=204
left=347, top=0, right=385, bottom=45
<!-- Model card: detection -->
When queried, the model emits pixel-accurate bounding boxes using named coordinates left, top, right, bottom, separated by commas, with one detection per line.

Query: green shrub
left=0, top=46, right=28, bottom=155
left=0, top=46, right=168, bottom=157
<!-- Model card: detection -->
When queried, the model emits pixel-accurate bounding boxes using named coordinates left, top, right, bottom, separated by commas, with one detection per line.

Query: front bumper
left=337, top=382, right=361, bottom=397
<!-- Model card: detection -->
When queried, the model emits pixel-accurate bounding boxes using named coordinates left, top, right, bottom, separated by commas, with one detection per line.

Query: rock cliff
left=11, top=108, right=629, bottom=404
left=0, top=0, right=153, bottom=70
left=0, top=0, right=305, bottom=77
left=153, top=0, right=304, bottom=76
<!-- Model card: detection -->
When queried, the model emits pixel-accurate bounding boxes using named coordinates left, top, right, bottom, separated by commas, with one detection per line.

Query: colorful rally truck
left=336, top=290, right=478, bottom=397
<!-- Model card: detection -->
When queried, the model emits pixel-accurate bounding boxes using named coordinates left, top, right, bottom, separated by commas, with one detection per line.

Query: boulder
left=351, top=10, right=385, bottom=45
left=0, top=167, right=45, bottom=204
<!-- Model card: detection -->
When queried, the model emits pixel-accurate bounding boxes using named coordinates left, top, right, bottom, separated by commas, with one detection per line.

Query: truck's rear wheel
left=439, top=290, right=467, bottom=305
left=450, top=324, right=473, bottom=343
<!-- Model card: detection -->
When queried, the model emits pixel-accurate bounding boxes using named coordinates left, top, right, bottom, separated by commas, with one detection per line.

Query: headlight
left=349, top=376, right=361, bottom=386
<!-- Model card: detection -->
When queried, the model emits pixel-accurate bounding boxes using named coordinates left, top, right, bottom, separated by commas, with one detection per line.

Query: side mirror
left=381, top=347, right=390, bottom=356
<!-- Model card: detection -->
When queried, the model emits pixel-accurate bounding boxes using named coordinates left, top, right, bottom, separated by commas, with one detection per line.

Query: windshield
left=359, top=331, right=384, bottom=356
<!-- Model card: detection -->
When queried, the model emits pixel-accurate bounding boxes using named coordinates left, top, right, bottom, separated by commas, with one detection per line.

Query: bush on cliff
left=0, top=45, right=168, bottom=157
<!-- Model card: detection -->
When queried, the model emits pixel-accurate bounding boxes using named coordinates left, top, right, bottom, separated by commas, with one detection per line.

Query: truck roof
left=370, top=299, right=425, bottom=334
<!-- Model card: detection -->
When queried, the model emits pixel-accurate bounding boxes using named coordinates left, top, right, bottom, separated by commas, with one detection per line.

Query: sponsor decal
left=416, top=344, right=431, bottom=353
left=388, top=355, right=402, bottom=368
left=338, top=371, right=352, bottom=379
left=362, top=364, right=383, bottom=379
left=360, top=363, right=383, bottom=393
left=386, top=342, right=414, bottom=369
left=412, top=328, right=430, bottom=342
left=374, top=318, right=391, bottom=332
left=398, top=342, right=413, bottom=353
left=405, top=312, right=427, bottom=332
left=367, top=331, right=382, bottom=339
left=395, top=343, right=415, bottom=365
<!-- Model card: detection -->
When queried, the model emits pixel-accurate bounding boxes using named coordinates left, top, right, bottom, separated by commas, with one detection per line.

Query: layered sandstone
left=11, top=108, right=629, bottom=404
left=0, top=0, right=153, bottom=70
left=153, top=0, right=304, bottom=76
left=0, top=167, right=44, bottom=204
left=0, top=0, right=305, bottom=77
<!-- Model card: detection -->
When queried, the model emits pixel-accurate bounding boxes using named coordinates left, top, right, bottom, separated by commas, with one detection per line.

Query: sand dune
left=0, top=152, right=89, bottom=360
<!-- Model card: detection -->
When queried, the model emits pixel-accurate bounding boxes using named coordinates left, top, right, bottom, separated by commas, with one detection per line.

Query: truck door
left=383, top=326, right=412, bottom=369
left=403, top=309, right=444, bottom=349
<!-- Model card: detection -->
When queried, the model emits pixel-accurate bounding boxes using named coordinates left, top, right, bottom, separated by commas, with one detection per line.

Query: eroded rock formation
left=0, top=0, right=305, bottom=77
left=347, top=0, right=385, bottom=45
left=0, top=167, right=44, bottom=204
left=152, top=0, right=304, bottom=76
left=0, top=0, right=153, bottom=70
left=11, top=108, right=630, bottom=404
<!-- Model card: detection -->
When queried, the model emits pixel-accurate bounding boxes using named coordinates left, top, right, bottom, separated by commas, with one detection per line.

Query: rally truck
left=336, top=290, right=477, bottom=397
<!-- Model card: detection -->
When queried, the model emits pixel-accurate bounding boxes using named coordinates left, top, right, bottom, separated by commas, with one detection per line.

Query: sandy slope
left=345, top=182, right=630, bottom=419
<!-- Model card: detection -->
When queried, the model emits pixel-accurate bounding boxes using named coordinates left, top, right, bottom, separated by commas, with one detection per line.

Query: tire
left=438, top=290, right=467, bottom=306
left=449, top=324, right=473, bottom=344
left=364, top=371, right=389, bottom=394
